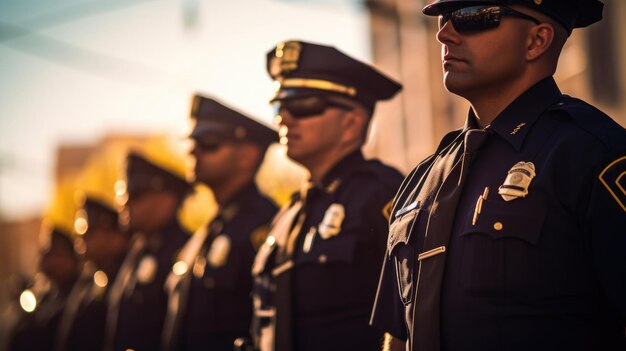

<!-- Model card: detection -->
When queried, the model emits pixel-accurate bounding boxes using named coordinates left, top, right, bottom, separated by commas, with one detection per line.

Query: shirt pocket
left=297, top=231, right=358, bottom=266
left=388, top=206, right=421, bottom=305
left=457, top=195, right=547, bottom=294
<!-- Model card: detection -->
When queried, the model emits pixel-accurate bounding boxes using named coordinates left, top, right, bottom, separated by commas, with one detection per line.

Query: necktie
left=273, top=184, right=314, bottom=351
left=411, top=129, right=490, bottom=351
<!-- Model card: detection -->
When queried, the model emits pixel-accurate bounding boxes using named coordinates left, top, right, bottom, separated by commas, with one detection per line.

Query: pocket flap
left=460, top=197, right=546, bottom=245
left=387, top=207, right=420, bottom=253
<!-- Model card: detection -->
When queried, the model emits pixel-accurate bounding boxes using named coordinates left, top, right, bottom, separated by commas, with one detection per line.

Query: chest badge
left=207, top=235, right=231, bottom=268
left=498, top=161, right=536, bottom=201
left=318, top=203, right=345, bottom=239
left=136, top=255, right=158, bottom=284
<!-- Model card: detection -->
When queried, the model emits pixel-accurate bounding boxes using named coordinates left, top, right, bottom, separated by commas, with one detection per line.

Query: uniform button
left=318, top=254, right=327, bottom=264
left=493, top=222, right=503, bottom=231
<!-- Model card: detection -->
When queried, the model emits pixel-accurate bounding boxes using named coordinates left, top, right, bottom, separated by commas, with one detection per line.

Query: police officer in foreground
left=105, top=148, right=192, bottom=351
left=9, top=224, right=80, bottom=351
left=55, top=195, right=130, bottom=351
left=372, top=1, right=626, bottom=350
left=161, top=95, right=278, bottom=350
left=251, top=40, right=404, bottom=351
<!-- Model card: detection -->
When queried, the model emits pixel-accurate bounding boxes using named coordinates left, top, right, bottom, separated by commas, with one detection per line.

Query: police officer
left=371, top=1, right=626, bottom=350
left=55, top=195, right=130, bottom=351
left=9, top=224, right=80, bottom=351
left=161, top=95, right=278, bottom=350
left=251, top=40, right=404, bottom=351
left=105, top=148, right=193, bottom=351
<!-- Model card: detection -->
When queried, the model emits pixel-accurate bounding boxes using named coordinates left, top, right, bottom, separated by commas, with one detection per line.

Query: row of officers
left=6, top=0, right=626, bottom=350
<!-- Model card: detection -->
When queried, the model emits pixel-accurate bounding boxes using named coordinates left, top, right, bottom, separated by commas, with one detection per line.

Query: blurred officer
left=104, top=149, right=193, bottom=351
left=372, top=1, right=626, bottom=350
left=54, top=195, right=130, bottom=351
left=9, top=224, right=80, bottom=351
left=161, top=95, right=278, bottom=350
left=251, top=40, right=404, bottom=351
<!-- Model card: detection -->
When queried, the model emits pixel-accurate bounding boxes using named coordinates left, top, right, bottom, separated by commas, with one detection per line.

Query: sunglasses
left=273, top=96, right=354, bottom=119
left=194, top=140, right=223, bottom=153
left=439, top=5, right=541, bottom=33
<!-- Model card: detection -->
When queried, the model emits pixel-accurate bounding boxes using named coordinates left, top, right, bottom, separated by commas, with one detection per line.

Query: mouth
left=443, top=55, right=466, bottom=66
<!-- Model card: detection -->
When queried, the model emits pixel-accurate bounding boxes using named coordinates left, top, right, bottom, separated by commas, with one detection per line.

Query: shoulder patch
left=598, top=155, right=626, bottom=213
left=250, top=225, right=270, bottom=251
left=382, top=199, right=393, bottom=222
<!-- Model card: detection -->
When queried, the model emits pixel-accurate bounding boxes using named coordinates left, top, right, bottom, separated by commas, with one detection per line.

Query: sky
left=0, top=0, right=371, bottom=219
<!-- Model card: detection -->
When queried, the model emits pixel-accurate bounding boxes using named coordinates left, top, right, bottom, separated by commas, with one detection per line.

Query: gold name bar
left=418, top=246, right=446, bottom=261
left=271, top=260, right=294, bottom=277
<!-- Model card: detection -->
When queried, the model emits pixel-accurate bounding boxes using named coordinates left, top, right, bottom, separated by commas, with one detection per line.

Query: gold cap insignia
left=136, top=255, right=158, bottom=284
left=318, top=203, right=345, bottom=239
left=498, top=161, right=536, bottom=201
left=207, top=234, right=231, bottom=268
left=270, top=41, right=302, bottom=78
left=191, top=95, right=202, bottom=118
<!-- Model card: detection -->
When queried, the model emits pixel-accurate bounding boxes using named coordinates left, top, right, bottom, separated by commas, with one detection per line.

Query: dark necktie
left=411, top=129, right=490, bottom=351
left=273, top=184, right=314, bottom=351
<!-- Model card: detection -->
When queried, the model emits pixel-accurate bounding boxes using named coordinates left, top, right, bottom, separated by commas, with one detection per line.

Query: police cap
left=190, top=94, right=277, bottom=149
left=422, top=0, right=604, bottom=34
left=125, top=152, right=192, bottom=199
left=75, top=196, right=120, bottom=235
left=266, top=40, right=402, bottom=111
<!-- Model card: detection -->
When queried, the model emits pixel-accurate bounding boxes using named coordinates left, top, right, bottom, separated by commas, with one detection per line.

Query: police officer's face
left=39, top=238, right=79, bottom=288
left=190, top=140, right=240, bottom=186
left=125, top=191, right=178, bottom=233
left=436, top=5, right=537, bottom=99
left=277, top=100, right=353, bottom=166
left=84, top=228, right=129, bottom=270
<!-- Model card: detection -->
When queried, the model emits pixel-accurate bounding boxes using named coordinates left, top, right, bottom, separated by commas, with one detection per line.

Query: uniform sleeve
left=370, top=251, right=408, bottom=341
left=585, top=152, right=626, bottom=322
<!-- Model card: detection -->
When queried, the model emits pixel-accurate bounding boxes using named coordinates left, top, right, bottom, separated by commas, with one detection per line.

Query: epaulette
left=350, top=158, right=404, bottom=190
left=548, top=95, right=626, bottom=151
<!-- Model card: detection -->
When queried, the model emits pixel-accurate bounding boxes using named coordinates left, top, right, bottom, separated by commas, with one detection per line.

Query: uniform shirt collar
left=467, top=76, right=563, bottom=151
left=218, top=182, right=260, bottom=222
left=313, top=149, right=366, bottom=194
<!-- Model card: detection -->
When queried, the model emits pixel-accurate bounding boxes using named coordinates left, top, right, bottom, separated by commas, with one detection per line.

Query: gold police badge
left=207, top=235, right=231, bottom=268
left=318, top=203, right=345, bottom=239
left=498, top=161, right=536, bottom=201
left=136, top=255, right=158, bottom=284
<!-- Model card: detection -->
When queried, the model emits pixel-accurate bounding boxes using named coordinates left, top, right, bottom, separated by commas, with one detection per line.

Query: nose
left=277, top=110, right=296, bottom=127
left=436, top=17, right=459, bottom=45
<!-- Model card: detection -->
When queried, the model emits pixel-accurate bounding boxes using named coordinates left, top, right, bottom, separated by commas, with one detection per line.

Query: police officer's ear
left=525, top=21, right=558, bottom=63
left=340, top=106, right=369, bottom=144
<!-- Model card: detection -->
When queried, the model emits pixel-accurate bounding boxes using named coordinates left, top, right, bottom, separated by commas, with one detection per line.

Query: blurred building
left=365, top=0, right=626, bottom=173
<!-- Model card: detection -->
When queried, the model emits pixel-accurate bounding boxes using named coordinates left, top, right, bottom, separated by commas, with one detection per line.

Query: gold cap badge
left=270, top=41, right=302, bottom=78
left=498, top=161, right=536, bottom=201
left=318, top=203, right=345, bottom=239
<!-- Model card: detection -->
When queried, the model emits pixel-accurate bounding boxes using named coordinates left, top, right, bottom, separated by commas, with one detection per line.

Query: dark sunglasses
left=194, top=140, right=223, bottom=152
left=439, top=5, right=541, bottom=33
left=273, top=96, right=354, bottom=119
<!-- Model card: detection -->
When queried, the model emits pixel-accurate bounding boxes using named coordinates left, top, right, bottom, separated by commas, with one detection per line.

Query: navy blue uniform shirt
left=372, top=77, right=626, bottom=350
left=162, top=183, right=277, bottom=351
left=253, top=150, right=403, bottom=351
left=105, top=219, right=188, bottom=351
